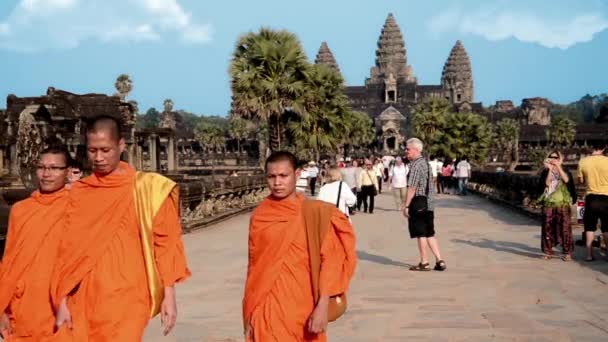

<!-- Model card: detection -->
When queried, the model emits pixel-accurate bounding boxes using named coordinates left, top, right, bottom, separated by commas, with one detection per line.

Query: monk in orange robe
left=52, top=116, right=191, bottom=341
left=243, top=151, right=357, bottom=341
left=0, top=145, right=72, bottom=341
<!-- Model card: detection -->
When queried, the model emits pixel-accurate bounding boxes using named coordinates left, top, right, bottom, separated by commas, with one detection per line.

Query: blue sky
left=1, top=0, right=607, bottom=116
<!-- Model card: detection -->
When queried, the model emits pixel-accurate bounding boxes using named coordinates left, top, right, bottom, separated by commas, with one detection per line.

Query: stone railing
left=468, top=171, right=584, bottom=223
left=178, top=174, right=268, bottom=232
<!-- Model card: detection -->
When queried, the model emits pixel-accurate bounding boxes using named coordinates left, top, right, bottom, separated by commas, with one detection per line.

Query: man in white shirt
left=296, top=164, right=310, bottom=193
left=389, top=156, right=409, bottom=209
left=305, top=161, right=320, bottom=196
left=428, top=156, right=443, bottom=195
left=374, top=159, right=385, bottom=194
left=455, top=157, right=472, bottom=195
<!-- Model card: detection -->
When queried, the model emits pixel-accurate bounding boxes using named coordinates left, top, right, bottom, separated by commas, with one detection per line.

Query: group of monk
left=0, top=116, right=191, bottom=341
left=0, top=115, right=358, bottom=341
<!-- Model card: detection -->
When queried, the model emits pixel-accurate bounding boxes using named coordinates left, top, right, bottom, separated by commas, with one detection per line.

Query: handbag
left=302, top=200, right=347, bottom=322
left=336, top=181, right=344, bottom=214
left=409, top=161, right=431, bottom=214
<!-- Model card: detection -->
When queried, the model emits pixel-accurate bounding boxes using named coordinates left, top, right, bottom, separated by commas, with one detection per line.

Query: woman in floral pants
left=537, top=151, right=578, bottom=261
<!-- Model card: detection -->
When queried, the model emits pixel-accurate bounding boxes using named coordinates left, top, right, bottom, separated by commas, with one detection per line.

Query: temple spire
left=441, top=40, right=474, bottom=103
left=367, top=13, right=415, bottom=85
left=314, top=41, right=341, bottom=74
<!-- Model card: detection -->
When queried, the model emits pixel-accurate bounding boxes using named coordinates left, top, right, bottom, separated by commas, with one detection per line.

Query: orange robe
left=50, top=162, right=191, bottom=341
left=0, top=188, right=69, bottom=341
left=243, top=193, right=357, bottom=342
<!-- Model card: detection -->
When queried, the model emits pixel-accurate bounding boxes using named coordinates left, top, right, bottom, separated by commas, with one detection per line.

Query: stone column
left=137, top=142, right=144, bottom=170
left=168, top=135, right=176, bottom=171
left=9, top=145, right=18, bottom=177
left=148, top=134, right=158, bottom=172
left=0, top=148, right=4, bottom=176
left=127, top=143, right=137, bottom=167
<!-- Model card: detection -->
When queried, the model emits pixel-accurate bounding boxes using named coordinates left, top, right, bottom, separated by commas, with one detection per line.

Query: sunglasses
left=548, top=155, right=559, bottom=159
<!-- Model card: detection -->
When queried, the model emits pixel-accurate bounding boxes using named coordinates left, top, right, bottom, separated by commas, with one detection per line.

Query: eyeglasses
left=36, top=165, right=68, bottom=173
left=71, top=170, right=82, bottom=175
left=548, top=155, right=559, bottom=159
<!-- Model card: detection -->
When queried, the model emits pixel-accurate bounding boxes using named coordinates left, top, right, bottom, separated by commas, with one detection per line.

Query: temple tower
left=367, top=13, right=416, bottom=86
left=314, top=41, right=341, bottom=74
left=441, top=40, right=474, bottom=104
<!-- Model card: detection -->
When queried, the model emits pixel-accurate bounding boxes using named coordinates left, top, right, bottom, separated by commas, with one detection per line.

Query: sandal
left=409, top=262, right=431, bottom=271
left=434, top=260, right=447, bottom=271
left=541, top=254, right=552, bottom=260
left=561, top=254, right=572, bottom=262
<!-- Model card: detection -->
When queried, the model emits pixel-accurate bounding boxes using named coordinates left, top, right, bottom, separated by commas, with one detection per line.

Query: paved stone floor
left=145, top=192, right=608, bottom=341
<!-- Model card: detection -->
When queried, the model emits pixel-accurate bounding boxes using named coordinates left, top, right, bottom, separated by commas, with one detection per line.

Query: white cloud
left=0, top=0, right=213, bottom=52
left=429, top=5, right=608, bottom=49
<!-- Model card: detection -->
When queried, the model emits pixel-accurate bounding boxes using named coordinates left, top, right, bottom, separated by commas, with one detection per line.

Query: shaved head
left=85, top=115, right=125, bottom=175
left=86, top=116, right=122, bottom=142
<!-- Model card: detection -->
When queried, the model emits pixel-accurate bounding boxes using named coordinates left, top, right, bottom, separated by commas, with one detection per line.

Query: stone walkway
left=145, top=192, right=608, bottom=341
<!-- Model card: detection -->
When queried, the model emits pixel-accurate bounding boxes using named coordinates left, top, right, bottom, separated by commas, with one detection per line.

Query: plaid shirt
left=407, top=157, right=435, bottom=210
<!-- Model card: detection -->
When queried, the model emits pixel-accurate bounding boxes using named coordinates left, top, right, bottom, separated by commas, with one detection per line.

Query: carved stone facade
left=520, top=97, right=552, bottom=126
left=376, top=106, right=406, bottom=152
left=1, top=87, right=136, bottom=188
left=338, top=13, right=479, bottom=149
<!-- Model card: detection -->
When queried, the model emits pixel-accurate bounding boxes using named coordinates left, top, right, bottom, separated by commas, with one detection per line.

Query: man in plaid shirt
left=402, top=138, right=446, bottom=272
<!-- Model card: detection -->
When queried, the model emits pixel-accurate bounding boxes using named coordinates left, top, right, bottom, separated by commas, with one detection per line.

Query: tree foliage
left=412, top=106, right=492, bottom=164
left=547, top=117, right=576, bottom=147
left=493, top=118, right=520, bottom=171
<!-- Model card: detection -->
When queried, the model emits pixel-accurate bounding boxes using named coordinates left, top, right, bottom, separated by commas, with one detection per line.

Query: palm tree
left=114, top=74, right=133, bottom=101
left=194, top=122, right=225, bottom=176
left=547, top=117, right=576, bottom=147
left=288, top=64, right=348, bottom=161
left=229, top=28, right=309, bottom=152
left=412, top=98, right=450, bottom=145
left=345, top=111, right=375, bottom=152
left=494, top=118, right=520, bottom=171
left=228, top=116, right=248, bottom=153
left=432, top=112, right=492, bottom=164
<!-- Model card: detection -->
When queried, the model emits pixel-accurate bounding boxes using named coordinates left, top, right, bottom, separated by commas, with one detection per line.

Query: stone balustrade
left=468, top=171, right=585, bottom=223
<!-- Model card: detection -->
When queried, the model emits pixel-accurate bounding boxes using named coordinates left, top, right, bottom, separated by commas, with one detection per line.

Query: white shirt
left=374, top=163, right=384, bottom=177
left=456, top=161, right=471, bottom=178
left=317, top=181, right=357, bottom=218
left=389, top=164, right=409, bottom=188
left=296, top=170, right=309, bottom=191
left=306, top=166, right=319, bottom=178
left=429, top=160, right=440, bottom=178
left=382, top=155, right=394, bottom=169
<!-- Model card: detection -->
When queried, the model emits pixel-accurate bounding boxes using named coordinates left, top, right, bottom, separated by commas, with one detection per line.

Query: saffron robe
left=51, top=162, right=191, bottom=341
left=243, top=193, right=357, bottom=342
left=0, top=188, right=69, bottom=341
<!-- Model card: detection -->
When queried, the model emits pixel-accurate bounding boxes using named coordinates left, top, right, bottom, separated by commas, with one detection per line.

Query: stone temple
left=315, top=13, right=478, bottom=152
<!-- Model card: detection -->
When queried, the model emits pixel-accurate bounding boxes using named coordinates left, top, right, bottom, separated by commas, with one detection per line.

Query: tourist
left=536, top=151, right=577, bottom=261
left=403, top=138, right=446, bottom=271
left=318, top=167, right=357, bottom=221
left=439, top=159, right=453, bottom=194
left=577, top=141, right=608, bottom=262
left=428, top=156, right=442, bottom=195
left=357, top=159, right=379, bottom=214
left=374, top=158, right=385, bottom=194
left=296, top=162, right=310, bottom=193
left=388, top=156, right=409, bottom=210
left=231, top=170, right=239, bottom=177
left=382, top=154, right=394, bottom=182
left=455, top=156, right=471, bottom=195
left=243, top=151, right=357, bottom=341
left=341, top=158, right=360, bottom=215
left=67, top=158, right=83, bottom=185
left=306, top=161, right=320, bottom=196
left=0, top=144, right=71, bottom=341
left=52, top=116, right=191, bottom=340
